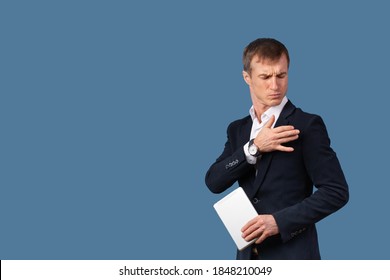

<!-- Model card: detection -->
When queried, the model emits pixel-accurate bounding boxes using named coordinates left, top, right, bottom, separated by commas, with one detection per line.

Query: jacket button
left=252, top=198, right=259, bottom=204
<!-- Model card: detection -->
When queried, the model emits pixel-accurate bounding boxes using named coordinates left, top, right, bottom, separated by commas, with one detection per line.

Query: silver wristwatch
left=248, top=139, right=261, bottom=157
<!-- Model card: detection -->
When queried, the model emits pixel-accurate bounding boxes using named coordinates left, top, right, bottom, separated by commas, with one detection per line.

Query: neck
left=252, top=101, right=270, bottom=121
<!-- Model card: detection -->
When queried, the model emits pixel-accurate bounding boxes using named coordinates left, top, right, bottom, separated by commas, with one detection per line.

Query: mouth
left=268, top=93, right=282, bottom=99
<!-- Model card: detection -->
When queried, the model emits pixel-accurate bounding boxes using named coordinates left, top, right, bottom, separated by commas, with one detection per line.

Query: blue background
left=1, top=0, right=389, bottom=259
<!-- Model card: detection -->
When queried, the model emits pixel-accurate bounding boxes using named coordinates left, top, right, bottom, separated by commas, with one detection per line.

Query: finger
left=275, top=145, right=294, bottom=152
left=276, top=135, right=299, bottom=144
left=254, top=228, right=273, bottom=244
left=244, top=226, right=264, bottom=241
left=264, top=115, right=276, bottom=128
left=255, top=232, right=267, bottom=244
left=242, top=222, right=261, bottom=237
left=275, top=129, right=300, bottom=140
left=241, top=216, right=258, bottom=232
left=272, top=125, right=296, bottom=133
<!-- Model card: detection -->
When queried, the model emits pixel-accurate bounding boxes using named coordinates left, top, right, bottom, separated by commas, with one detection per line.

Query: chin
left=269, top=99, right=283, bottom=106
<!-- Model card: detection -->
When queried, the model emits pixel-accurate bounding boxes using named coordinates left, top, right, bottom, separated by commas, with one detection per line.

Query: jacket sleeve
left=273, top=115, right=349, bottom=243
left=205, top=122, right=253, bottom=194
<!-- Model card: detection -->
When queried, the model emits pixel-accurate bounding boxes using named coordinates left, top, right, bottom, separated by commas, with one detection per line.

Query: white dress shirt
left=243, top=97, right=288, bottom=164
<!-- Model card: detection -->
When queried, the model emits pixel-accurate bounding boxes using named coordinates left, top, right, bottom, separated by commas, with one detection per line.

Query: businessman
left=205, top=38, right=349, bottom=259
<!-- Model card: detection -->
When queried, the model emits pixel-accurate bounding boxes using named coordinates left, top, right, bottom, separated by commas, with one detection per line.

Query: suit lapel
left=274, top=100, right=295, bottom=127
left=249, top=101, right=296, bottom=198
left=240, top=116, right=253, bottom=147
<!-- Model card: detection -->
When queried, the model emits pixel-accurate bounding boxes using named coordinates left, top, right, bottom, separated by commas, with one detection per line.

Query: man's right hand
left=254, top=115, right=299, bottom=153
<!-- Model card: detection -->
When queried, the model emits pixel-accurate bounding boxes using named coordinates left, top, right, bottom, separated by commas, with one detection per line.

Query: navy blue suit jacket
left=205, top=100, right=349, bottom=259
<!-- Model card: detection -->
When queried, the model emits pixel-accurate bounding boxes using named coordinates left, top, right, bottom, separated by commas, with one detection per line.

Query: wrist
left=248, top=138, right=261, bottom=157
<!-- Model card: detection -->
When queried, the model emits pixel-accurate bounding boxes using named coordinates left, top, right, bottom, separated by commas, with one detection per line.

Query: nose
left=269, top=76, right=279, bottom=90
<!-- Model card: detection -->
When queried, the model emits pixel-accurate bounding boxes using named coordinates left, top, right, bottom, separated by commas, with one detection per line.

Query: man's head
left=243, top=38, right=290, bottom=74
left=242, top=38, right=290, bottom=115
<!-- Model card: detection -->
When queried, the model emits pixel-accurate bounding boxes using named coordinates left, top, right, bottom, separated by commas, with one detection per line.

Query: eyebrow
left=258, top=71, right=287, bottom=77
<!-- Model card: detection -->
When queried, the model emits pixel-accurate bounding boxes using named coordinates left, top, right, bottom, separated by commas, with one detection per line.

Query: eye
left=277, top=73, right=287, bottom=78
left=259, top=75, right=271, bottom=80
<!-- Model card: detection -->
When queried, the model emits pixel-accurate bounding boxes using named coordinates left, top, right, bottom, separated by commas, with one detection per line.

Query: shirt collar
left=249, top=96, right=288, bottom=124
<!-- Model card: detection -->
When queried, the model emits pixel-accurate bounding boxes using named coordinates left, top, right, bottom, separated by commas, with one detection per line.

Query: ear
left=242, top=70, right=251, bottom=86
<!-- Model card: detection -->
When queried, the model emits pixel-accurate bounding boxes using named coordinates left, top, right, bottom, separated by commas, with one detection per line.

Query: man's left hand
left=241, top=215, right=279, bottom=244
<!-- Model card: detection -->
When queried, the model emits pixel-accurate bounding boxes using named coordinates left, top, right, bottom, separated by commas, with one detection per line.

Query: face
left=243, top=54, right=289, bottom=115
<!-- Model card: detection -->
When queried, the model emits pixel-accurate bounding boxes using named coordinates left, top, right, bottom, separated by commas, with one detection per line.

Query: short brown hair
left=243, top=38, right=290, bottom=73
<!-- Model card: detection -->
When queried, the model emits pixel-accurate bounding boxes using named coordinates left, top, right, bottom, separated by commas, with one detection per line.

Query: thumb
left=264, top=115, right=276, bottom=128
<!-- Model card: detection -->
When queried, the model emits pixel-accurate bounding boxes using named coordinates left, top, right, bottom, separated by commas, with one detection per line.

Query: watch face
left=249, top=145, right=257, bottom=155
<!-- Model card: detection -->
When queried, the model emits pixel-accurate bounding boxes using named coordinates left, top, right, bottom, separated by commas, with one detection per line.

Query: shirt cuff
left=243, top=142, right=257, bottom=164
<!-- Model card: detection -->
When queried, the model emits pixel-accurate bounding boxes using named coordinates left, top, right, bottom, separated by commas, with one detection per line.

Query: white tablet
left=213, top=187, right=258, bottom=250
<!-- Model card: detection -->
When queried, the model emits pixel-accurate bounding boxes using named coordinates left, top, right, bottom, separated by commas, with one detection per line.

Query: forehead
left=250, top=54, right=288, bottom=73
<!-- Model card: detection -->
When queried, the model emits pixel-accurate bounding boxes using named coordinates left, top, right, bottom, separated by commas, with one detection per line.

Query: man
left=205, top=38, right=349, bottom=260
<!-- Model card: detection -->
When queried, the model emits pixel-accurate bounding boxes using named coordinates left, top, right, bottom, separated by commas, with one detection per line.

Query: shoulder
left=288, top=104, right=325, bottom=129
left=227, top=115, right=252, bottom=132
left=289, top=107, right=330, bottom=141
left=294, top=108, right=321, bottom=121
